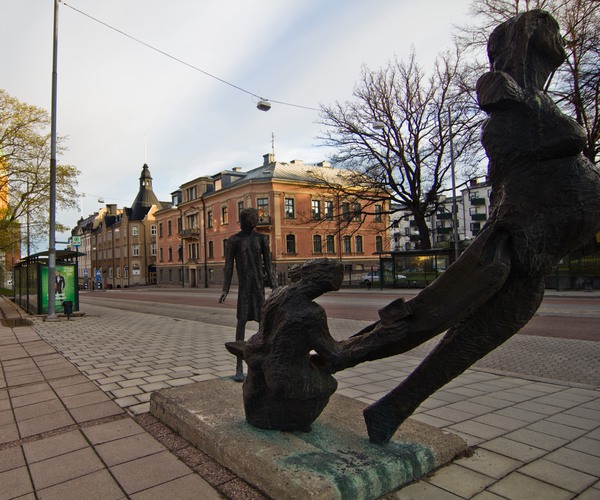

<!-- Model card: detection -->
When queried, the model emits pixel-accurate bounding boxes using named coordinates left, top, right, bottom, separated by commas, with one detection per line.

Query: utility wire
left=62, top=2, right=320, bottom=112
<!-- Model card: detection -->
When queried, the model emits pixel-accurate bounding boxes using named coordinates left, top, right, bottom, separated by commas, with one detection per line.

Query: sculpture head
left=288, top=258, right=344, bottom=293
left=487, top=9, right=566, bottom=90
left=240, top=208, right=259, bottom=231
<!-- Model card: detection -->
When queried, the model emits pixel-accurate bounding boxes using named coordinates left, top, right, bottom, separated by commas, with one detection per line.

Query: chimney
left=317, top=161, right=331, bottom=168
left=263, top=153, right=275, bottom=166
left=290, top=159, right=304, bottom=165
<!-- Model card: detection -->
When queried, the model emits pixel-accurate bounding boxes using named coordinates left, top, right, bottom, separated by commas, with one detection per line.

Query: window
left=326, top=235, right=335, bottom=254
left=124, top=266, right=129, bottom=278
left=221, top=206, right=228, bottom=225
left=286, top=234, right=296, bottom=253
left=237, top=201, right=244, bottom=220
left=151, top=225, right=157, bottom=236
left=375, top=236, right=383, bottom=253
left=374, top=205, right=382, bottom=222
left=341, top=202, right=351, bottom=221
left=207, top=210, right=213, bottom=228
left=158, top=223, right=163, bottom=238
left=355, top=235, right=363, bottom=254
left=284, top=198, right=295, bottom=218
left=257, top=197, right=269, bottom=222
left=150, top=243, right=156, bottom=256
left=311, top=200, right=321, bottom=219
left=132, top=225, right=139, bottom=236
left=168, top=269, right=173, bottom=282
left=187, top=213, right=198, bottom=229
left=189, top=242, right=198, bottom=260
left=352, top=203, right=362, bottom=221
left=167, top=220, right=172, bottom=236
left=159, top=247, right=164, bottom=262
left=116, top=266, right=121, bottom=278
left=343, top=236, right=351, bottom=253
left=469, top=191, right=479, bottom=200
left=186, top=186, right=197, bottom=201
left=108, top=267, right=113, bottom=279
left=313, top=235, right=322, bottom=254
left=133, top=244, right=140, bottom=256
left=324, top=200, right=334, bottom=220
left=177, top=217, right=182, bottom=233
left=469, top=207, right=481, bottom=215
left=168, top=246, right=173, bottom=261
left=208, top=241, right=214, bottom=259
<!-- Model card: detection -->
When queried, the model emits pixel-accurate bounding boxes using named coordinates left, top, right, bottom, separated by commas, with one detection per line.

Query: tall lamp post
left=47, top=0, right=60, bottom=319
left=448, top=107, right=460, bottom=261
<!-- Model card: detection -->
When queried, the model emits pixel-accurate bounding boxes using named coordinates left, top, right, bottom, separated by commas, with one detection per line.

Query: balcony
left=179, top=228, right=200, bottom=239
left=436, top=212, right=453, bottom=220
left=471, top=213, right=487, bottom=221
left=257, top=215, right=272, bottom=226
left=437, top=227, right=453, bottom=234
left=470, top=197, right=486, bottom=206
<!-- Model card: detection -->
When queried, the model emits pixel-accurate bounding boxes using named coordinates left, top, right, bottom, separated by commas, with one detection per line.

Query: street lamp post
left=47, top=0, right=60, bottom=319
left=448, top=107, right=460, bottom=261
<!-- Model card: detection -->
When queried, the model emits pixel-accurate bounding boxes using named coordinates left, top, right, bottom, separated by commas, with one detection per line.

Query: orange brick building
left=155, top=154, right=390, bottom=287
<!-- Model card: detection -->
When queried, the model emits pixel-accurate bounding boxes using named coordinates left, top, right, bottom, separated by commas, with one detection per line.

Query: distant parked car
left=361, top=271, right=406, bottom=286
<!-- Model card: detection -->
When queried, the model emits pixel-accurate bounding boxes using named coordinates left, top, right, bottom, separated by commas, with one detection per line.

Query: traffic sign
left=72, top=236, right=82, bottom=247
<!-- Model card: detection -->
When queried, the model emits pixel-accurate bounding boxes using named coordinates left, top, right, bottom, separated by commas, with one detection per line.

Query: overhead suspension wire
left=62, top=2, right=320, bottom=112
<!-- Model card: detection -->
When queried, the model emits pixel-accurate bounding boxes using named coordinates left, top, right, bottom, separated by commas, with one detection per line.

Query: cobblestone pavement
left=21, top=297, right=600, bottom=499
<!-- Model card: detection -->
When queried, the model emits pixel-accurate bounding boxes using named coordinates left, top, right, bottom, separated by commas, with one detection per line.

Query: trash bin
left=62, top=300, right=73, bottom=320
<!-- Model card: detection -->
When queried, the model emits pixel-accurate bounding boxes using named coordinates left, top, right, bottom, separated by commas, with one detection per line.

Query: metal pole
left=448, top=107, right=460, bottom=262
left=47, top=0, right=59, bottom=319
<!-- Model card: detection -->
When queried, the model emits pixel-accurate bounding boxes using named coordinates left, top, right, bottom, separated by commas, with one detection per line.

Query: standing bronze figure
left=219, top=208, right=277, bottom=381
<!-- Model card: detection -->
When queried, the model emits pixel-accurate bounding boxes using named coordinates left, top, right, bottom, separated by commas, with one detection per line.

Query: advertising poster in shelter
left=39, top=264, right=76, bottom=314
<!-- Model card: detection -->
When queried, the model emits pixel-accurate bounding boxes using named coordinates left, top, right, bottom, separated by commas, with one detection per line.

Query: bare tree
left=318, top=48, right=482, bottom=250
left=0, top=89, right=80, bottom=251
left=458, top=0, right=599, bottom=163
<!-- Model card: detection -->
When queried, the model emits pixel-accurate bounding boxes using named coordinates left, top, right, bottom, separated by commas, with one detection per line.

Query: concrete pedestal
left=150, top=378, right=467, bottom=500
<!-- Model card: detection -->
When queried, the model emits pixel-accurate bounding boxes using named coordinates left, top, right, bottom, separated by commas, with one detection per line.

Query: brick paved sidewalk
left=2, top=298, right=600, bottom=498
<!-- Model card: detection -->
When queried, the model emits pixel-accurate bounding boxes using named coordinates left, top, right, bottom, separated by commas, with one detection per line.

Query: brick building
left=154, top=154, right=390, bottom=287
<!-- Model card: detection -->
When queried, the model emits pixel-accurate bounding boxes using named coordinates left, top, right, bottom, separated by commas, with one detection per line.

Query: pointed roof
left=130, top=164, right=162, bottom=220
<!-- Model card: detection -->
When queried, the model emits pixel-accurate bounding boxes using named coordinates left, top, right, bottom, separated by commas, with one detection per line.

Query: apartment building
left=391, top=178, right=491, bottom=251
left=72, top=164, right=165, bottom=288
left=154, top=154, right=390, bottom=287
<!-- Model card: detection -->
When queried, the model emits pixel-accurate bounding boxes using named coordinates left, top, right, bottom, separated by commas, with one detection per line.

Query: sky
left=2, top=0, right=474, bottom=246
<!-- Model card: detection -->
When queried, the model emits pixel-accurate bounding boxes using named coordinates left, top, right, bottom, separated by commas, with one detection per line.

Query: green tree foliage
left=0, top=89, right=79, bottom=252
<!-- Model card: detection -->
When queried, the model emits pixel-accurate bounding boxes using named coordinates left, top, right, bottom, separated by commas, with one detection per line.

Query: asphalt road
left=81, top=286, right=600, bottom=342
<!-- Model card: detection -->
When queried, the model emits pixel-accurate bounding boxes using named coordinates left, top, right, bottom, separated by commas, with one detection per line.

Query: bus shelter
left=13, top=250, right=84, bottom=315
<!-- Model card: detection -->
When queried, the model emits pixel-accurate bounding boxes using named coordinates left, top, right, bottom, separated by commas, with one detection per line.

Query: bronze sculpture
left=227, top=10, right=600, bottom=444
left=239, top=259, right=343, bottom=431
left=219, top=208, right=277, bottom=381
left=315, top=9, right=600, bottom=443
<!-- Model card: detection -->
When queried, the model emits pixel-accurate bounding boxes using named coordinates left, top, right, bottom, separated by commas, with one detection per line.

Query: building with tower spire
left=72, top=163, right=168, bottom=289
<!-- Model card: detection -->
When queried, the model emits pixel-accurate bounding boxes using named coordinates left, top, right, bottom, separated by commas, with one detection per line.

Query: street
left=80, top=286, right=600, bottom=342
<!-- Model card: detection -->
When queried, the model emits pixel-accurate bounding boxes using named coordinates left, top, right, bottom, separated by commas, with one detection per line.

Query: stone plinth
left=150, top=378, right=466, bottom=500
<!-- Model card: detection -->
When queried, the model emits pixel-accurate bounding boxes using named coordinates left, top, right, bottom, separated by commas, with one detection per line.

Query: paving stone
left=95, top=432, right=166, bottom=466
left=426, top=464, right=496, bottom=497
left=479, top=436, right=547, bottom=462
left=455, top=448, right=522, bottom=479
left=35, top=469, right=125, bottom=500
left=23, top=430, right=87, bottom=463
left=0, top=466, right=34, bottom=498
left=519, top=458, right=597, bottom=493
left=488, top=471, right=573, bottom=500
left=29, top=447, right=105, bottom=490
left=129, top=473, right=222, bottom=500
left=109, top=450, right=191, bottom=495
left=0, top=446, right=26, bottom=472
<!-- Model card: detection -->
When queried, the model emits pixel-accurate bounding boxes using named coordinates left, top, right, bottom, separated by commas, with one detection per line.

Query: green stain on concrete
left=274, top=423, right=437, bottom=499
